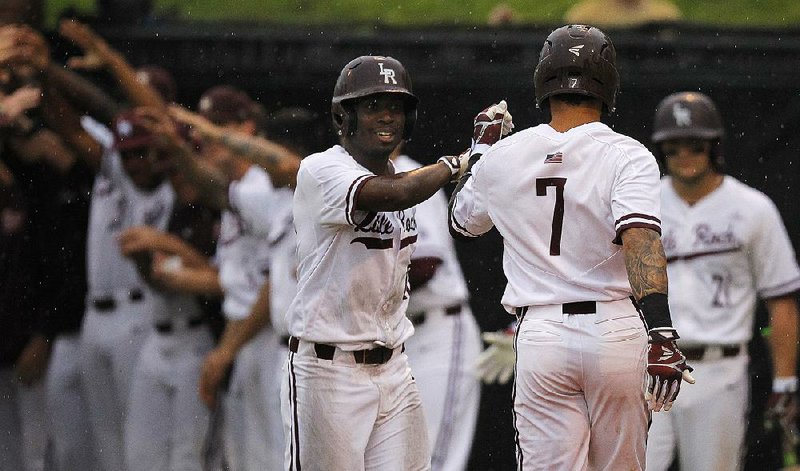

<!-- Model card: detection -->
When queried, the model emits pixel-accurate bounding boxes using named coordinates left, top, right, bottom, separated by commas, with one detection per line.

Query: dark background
left=61, top=21, right=800, bottom=470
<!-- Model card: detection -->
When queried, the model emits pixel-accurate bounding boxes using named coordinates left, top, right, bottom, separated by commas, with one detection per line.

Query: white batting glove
left=470, top=99, right=514, bottom=157
left=474, top=330, right=515, bottom=385
left=437, top=149, right=470, bottom=182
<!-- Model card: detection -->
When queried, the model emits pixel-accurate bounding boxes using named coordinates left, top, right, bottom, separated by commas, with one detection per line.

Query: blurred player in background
left=391, top=142, right=482, bottom=471
left=148, top=86, right=301, bottom=470
left=645, top=91, right=800, bottom=471
left=449, top=25, right=693, bottom=470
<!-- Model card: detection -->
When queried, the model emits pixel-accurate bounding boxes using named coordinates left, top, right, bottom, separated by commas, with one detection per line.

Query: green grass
left=45, top=0, right=800, bottom=28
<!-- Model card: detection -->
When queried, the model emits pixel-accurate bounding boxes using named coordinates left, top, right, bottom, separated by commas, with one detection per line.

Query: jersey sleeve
left=228, top=171, right=278, bottom=236
left=304, top=156, right=376, bottom=228
left=749, top=196, right=800, bottom=298
left=448, top=156, right=494, bottom=238
left=610, top=146, right=662, bottom=244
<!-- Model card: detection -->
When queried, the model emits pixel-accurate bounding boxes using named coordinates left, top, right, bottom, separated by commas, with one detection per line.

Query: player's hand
left=645, top=328, right=695, bottom=412
left=437, top=149, right=470, bottom=182
left=14, top=335, right=50, bottom=386
left=118, top=225, right=165, bottom=256
left=199, top=348, right=235, bottom=409
left=59, top=20, right=112, bottom=71
left=470, top=99, right=514, bottom=157
left=474, top=329, right=515, bottom=385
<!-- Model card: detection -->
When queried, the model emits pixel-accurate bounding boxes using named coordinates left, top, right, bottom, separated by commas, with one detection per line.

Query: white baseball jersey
left=660, top=176, right=800, bottom=344
left=288, top=144, right=416, bottom=349
left=392, top=154, right=468, bottom=313
left=81, top=116, right=174, bottom=296
left=216, top=165, right=290, bottom=320
left=450, top=122, right=662, bottom=311
left=267, top=203, right=296, bottom=337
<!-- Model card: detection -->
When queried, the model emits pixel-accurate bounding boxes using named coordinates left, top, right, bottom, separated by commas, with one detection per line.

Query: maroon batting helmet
left=198, top=85, right=256, bottom=125
left=534, top=25, right=620, bottom=113
left=652, top=91, right=726, bottom=171
left=331, top=55, right=418, bottom=140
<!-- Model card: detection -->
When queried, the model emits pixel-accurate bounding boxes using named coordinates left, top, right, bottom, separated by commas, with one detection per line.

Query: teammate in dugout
left=282, top=55, right=501, bottom=470
left=448, top=25, right=695, bottom=470
left=645, top=92, right=800, bottom=471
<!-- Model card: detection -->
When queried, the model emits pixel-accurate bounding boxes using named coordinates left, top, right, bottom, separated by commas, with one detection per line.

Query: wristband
left=638, top=293, right=672, bottom=330
left=774, top=376, right=799, bottom=393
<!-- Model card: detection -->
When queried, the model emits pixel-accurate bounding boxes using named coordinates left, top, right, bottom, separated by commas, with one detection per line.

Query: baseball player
left=81, top=110, right=175, bottom=471
left=147, top=87, right=301, bottom=471
left=645, top=91, right=800, bottom=471
left=282, top=55, right=482, bottom=471
left=111, top=113, right=221, bottom=471
left=448, top=25, right=694, bottom=470
left=390, top=143, right=483, bottom=471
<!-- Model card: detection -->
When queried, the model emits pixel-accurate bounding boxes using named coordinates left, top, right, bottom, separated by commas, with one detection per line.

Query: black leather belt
left=288, top=337, right=400, bottom=365
left=516, top=301, right=597, bottom=317
left=155, top=317, right=205, bottom=334
left=411, top=304, right=462, bottom=326
left=92, top=289, right=144, bottom=312
left=681, top=344, right=741, bottom=361
left=562, top=301, right=596, bottom=314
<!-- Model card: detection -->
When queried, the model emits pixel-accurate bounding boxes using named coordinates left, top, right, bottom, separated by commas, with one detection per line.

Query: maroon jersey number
left=535, top=177, right=567, bottom=256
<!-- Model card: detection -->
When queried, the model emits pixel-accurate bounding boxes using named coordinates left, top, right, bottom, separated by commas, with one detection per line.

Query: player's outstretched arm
left=168, top=104, right=300, bottom=188
left=621, top=227, right=695, bottom=412
left=59, top=19, right=166, bottom=111
left=199, top=281, right=271, bottom=409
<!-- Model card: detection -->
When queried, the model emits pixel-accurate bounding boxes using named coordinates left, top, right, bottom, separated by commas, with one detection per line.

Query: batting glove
left=474, top=329, right=515, bottom=385
left=470, top=99, right=514, bottom=157
left=645, top=328, right=695, bottom=412
left=437, top=149, right=470, bottom=182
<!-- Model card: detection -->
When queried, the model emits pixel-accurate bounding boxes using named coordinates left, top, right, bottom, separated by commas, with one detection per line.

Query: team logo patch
left=544, top=152, right=563, bottom=164
left=673, top=103, right=692, bottom=127
left=569, top=45, right=584, bottom=56
left=378, top=62, right=397, bottom=84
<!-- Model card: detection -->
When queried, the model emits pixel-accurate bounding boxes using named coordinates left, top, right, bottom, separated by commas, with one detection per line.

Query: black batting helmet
left=652, top=91, right=726, bottom=171
left=331, top=55, right=418, bottom=140
left=534, top=25, right=620, bottom=113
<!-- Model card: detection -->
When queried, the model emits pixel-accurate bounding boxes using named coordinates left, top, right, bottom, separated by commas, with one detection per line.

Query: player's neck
left=548, top=102, right=602, bottom=133
left=671, top=172, right=724, bottom=205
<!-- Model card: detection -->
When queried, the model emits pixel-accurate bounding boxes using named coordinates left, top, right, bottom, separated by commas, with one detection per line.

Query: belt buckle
left=703, top=345, right=723, bottom=361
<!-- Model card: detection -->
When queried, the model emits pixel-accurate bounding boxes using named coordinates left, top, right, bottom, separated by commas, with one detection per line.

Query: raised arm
left=169, top=104, right=300, bottom=188
left=59, top=19, right=166, bottom=110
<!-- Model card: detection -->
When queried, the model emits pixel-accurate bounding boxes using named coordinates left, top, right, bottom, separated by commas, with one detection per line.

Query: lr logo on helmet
left=378, top=63, right=397, bottom=84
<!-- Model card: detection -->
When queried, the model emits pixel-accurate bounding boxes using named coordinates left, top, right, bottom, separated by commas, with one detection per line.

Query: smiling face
left=661, top=138, right=715, bottom=184
left=344, top=93, right=406, bottom=164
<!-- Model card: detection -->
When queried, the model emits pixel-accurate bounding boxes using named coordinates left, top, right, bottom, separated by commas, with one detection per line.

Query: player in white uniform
left=143, top=88, right=301, bottom=471
left=448, top=25, right=694, bottom=470
left=392, top=147, right=482, bottom=471
left=645, top=91, right=800, bottom=471
left=80, top=111, right=175, bottom=471
left=283, top=55, right=479, bottom=471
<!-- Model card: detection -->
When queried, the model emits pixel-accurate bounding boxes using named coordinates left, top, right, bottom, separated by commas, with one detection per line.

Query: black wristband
left=638, top=293, right=673, bottom=330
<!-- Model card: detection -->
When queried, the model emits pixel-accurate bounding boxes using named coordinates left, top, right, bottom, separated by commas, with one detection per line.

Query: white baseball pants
left=405, top=305, right=482, bottom=471
left=514, top=298, right=649, bottom=471
left=282, top=340, right=431, bottom=471
left=0, top=368, right=47, bottom=471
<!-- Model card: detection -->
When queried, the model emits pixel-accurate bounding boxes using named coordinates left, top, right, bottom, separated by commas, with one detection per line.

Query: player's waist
left=514, top=298, right=639, bottom=320
left=288, top=336, right=404, bottom=365
left=516, top=301, right=599, bottom=317
left=87, top=287, right=146, bottom=312
left=408, top=303, right=465, bottom=326
left=677, top=342, right=747, bottom=362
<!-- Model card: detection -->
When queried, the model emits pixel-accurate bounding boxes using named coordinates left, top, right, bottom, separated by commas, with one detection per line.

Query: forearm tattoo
left=622, top=228, right=668, bottom=301
left=222, top=134, right=279, bottom=165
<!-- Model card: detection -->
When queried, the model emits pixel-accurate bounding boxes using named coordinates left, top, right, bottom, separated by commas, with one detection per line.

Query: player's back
left=474, top=122, right=661, bottom=307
